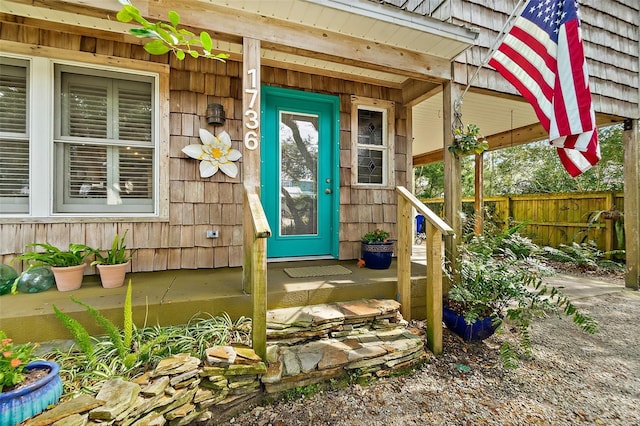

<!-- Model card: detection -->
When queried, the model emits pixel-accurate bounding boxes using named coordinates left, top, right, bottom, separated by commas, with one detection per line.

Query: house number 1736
left=244, top=68, right=259, bottom=150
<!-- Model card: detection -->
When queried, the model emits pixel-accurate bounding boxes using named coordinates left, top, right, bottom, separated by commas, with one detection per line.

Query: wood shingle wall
left=0, top=21, right=407, bottom=272
left=449, top=0, right=639, bottom=119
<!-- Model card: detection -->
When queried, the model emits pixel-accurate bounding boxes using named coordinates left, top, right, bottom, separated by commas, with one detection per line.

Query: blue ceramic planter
left=442, top=306, right=499, bottom=341
left=361, top=241, right=394, bottom=270
left=0, top=361, right=62, bottom=426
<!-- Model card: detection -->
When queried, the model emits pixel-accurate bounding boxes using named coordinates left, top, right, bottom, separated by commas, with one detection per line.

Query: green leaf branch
left=116, top=0, right=229, bottom=61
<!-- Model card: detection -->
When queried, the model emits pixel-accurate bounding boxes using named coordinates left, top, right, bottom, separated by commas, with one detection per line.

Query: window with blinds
left=55, top=68, right=154, bottom=213
left=0, top=60, right=29, bottom=214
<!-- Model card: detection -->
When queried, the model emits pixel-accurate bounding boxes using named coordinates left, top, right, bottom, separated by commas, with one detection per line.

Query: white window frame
left=0, top=48, right=169, bottom=221
left=350, top=95, right=395, bottom=188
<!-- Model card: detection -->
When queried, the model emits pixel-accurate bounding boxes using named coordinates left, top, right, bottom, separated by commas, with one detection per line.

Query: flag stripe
left=489, top=0, right=600, bottom=177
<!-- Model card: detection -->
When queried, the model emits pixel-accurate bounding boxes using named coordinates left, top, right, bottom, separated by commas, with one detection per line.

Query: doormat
left=284, top=265, right=353, bottom=278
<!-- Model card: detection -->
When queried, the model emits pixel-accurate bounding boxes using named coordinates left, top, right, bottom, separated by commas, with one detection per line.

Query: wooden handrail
left=396, top=186, right=453, bottom=355
left=243, top=183, right=271, bottom=360
left=396, top=186, right=453, bottom=235
left=245, top=187, right=272, bottom=239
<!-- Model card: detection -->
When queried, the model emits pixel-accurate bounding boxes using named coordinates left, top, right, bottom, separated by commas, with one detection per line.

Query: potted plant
left=0, top=331, right=63, bottom=425
left=444, top=227, right=598, bottom=368
left=361, top=228, right=394, bottom=270
left=448, top=123, right=489, bottom=156
left=91, top=231, right=133, bottom=288
left=15, top=243, right=94, bottom=291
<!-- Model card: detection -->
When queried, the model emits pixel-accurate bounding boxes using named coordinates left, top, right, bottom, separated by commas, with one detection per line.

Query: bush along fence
left=422, top=191, right=624, bottom=252
left=24, top=299, right=426, bottom=425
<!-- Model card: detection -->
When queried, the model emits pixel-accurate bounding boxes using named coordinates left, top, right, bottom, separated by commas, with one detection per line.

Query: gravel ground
left=228, top=288, right=640, bottom=426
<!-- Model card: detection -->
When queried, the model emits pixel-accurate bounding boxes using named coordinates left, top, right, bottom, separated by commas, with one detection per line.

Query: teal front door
left=261, top=87, right=339, bottom=258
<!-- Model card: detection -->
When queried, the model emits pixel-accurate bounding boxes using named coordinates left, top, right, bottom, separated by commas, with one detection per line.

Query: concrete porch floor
left=1, top=244, right=626, bottom=344
left=1, top=254, right=431, bottom=344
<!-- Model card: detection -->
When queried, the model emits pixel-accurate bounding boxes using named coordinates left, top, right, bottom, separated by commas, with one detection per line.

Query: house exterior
left=0, top=0, right=477, bottom=273
left=0, top=0, right=638, bottom=288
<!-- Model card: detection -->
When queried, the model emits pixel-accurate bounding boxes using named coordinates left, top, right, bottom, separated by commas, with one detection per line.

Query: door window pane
left=279, top=112, right=318, bottom=236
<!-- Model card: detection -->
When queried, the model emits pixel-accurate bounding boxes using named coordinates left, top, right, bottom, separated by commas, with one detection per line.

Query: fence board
left=422, top=191, right=625, bottom=251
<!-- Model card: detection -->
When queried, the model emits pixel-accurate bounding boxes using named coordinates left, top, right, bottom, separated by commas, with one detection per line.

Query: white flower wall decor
left=182, top=129, right=242, bottom=178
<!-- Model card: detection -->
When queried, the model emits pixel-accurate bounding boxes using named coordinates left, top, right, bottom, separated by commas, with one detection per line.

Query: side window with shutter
left=55, top=67, right=154, bottom=213
left=0, top=59, right=29, bottom=214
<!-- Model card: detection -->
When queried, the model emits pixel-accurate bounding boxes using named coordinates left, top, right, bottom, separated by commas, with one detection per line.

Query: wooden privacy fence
left=421, top=191, right=625, bottom=252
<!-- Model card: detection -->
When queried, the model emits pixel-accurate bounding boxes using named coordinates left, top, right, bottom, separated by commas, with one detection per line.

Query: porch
left=2, top=249, right=430, bottom=344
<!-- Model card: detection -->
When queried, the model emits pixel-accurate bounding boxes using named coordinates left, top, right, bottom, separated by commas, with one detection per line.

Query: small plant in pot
left=445, top=227, right=598, bottom=368
left=91, top=231, right=134, bottom=288
left=15, top=243, right=94, bottom=292
left=448, top=123, right=489, bottom=157
left=0, top=331, right=63, bottom=425
left=361, top=228, right=394, bottom=270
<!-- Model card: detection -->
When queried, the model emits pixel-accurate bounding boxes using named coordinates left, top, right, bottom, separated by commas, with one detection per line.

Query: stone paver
left=28, top=299, right=427, bottom=425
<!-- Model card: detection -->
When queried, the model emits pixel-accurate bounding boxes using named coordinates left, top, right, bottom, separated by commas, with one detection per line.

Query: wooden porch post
left=474, top=152, right=484, bottom=236
left=241, top=37, right=268, bottom=358
left=623, top=118, right=639, bottom=290
left=443, top=81, right=462, bottom=292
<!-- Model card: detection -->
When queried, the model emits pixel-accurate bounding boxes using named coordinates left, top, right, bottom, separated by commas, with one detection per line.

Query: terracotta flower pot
left=0, top=361, right=63, bottom=426
left=50, top=263, right=86, bottom=291
left=96, top=261, right=130, bottom=288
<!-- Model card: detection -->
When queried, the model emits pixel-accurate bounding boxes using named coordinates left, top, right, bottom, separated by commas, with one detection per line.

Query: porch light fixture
left=206, top=103, right=226, bottom=126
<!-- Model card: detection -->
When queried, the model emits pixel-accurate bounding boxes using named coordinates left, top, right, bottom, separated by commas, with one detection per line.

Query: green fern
left=53, top=304, right=94, bottom=358
left=70, top=297, right=126, bottom=359
left=54, top=280, right=138, bottom=363
left=499, top=342, right=519, bottom=370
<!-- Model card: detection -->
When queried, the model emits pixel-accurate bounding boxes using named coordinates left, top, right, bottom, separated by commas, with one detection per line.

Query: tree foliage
left=116, top=0, right=229, bottom=61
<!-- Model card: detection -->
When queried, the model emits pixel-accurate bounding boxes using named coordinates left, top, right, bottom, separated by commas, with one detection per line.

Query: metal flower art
left=182, top=129, right=242, bottom=178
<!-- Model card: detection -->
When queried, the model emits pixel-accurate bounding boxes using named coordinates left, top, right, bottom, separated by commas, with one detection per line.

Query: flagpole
left=458, top=0, right=528, bottom=104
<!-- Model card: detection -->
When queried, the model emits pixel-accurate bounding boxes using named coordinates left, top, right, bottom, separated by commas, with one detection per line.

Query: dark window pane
left=357, top=109, right=383, bottom=146
left=357, top=148, right=383, bottom=184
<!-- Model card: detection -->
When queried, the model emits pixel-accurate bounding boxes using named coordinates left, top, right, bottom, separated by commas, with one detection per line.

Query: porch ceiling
left=413, top=91, right=539, bottom=161
left=412, top=90, right=627, bottom=165
left=214, top=0, right=475, bottom=59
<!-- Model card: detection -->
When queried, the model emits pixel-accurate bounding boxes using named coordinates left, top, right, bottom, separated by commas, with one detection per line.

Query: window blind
left=0, top=65, right=27, bottom=134
left=0, top=63, right=29, bottom=212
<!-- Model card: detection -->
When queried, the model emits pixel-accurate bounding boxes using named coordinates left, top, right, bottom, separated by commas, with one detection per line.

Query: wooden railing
left=396, top=186, right=454, bottom=355
left=243, top=183, right=272, bottom=360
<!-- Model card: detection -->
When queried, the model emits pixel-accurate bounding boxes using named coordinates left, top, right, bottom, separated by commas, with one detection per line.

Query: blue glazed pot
left=361, top=242, right=394, bottom=270
left=442, top=306, right=499, bottom=341
left=0, top=361, right=63, bottom=426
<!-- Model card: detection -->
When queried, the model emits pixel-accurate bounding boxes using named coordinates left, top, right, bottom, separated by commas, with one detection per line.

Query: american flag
left=488, top=0, right=600, bottom=177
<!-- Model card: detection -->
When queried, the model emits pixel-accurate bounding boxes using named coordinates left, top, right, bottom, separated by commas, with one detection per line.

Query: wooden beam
left=623, top=119, right=639, bottom=289
left=413, top=150, right=444, bottom=166
left=242, top=38, right=261, bottom=187
left=397, top=196, right=412, bottom=321
left=412, top=112, right=627, bottom=166
left=442, top=81, right=461, bottom=293
left=425, top=221, right=443, bottom=355
left=401, top=79, right=442, bottom=107
left=35, top=0, right=452, bottom=80
left=474, top=152, right=484, bottom=236
left=242, top=37, right=261, bottom=293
